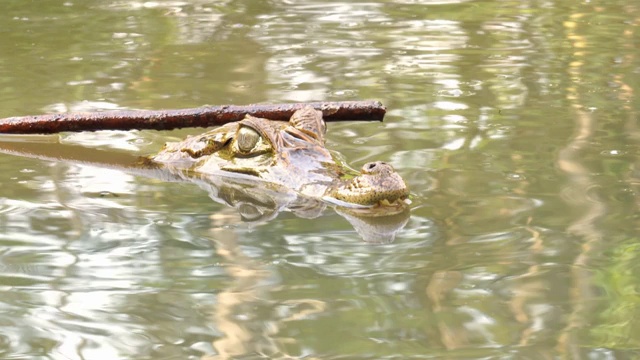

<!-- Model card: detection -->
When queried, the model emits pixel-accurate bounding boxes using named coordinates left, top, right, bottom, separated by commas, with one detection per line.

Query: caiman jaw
left=328, top=161, right=409, bottom=207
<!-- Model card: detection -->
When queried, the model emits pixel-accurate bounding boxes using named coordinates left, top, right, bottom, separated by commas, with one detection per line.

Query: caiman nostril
left=362, top=161, right=391, bottom=174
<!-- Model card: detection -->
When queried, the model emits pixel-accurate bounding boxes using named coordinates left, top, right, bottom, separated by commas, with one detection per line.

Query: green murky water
left=1, top=1, right=639, bottom=359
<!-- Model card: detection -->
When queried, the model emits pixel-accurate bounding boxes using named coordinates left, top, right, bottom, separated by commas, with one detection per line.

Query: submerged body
left=151, top=106, right=409, bottom=207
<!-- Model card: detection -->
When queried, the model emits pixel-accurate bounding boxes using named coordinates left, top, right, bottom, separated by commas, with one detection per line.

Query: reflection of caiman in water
left=0, top=106, right=410, bottom=242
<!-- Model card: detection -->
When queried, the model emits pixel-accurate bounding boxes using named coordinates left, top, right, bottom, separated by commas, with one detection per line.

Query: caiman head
left=150, top=106, right=409, bottom=208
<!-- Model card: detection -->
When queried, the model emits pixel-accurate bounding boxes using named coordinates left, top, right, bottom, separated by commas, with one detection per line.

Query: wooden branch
left=0, top=100, right=386, bottom=134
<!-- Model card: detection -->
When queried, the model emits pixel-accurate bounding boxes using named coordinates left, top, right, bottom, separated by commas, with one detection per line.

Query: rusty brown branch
left=0, top=100, right=386, bottom=134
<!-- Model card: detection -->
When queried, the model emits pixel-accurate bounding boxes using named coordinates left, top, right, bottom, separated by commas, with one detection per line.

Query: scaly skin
left=151, top=106, right=409, bottom=207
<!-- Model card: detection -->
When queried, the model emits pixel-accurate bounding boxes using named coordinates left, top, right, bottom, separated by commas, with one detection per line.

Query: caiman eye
left=237, top=126, right=260, bottom=153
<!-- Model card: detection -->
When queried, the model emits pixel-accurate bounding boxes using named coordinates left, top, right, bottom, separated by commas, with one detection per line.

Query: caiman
left=0, top=106, right=410, bottom=242
left=149, top=106, right=409, bottom=209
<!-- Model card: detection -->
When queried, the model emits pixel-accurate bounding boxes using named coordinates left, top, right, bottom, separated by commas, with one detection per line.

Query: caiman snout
left=329, top=161, right=409, bottom=206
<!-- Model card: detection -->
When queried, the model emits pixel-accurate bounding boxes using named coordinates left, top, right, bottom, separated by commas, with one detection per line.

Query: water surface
left=1, top=1, right=639, bottom=359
